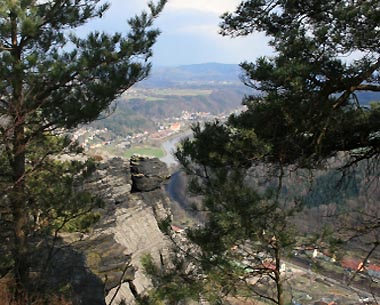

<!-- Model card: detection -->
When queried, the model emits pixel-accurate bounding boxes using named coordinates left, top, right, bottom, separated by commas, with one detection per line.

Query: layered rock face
left=130, top=154, right=170, bottom=193
left=62, top=155, right=172, bottom=305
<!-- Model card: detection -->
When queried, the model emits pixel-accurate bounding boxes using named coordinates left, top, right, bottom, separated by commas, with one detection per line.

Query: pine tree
left=220, top=0, right=380, bottom=168
left=0, top=0, right=166, bottom=299
left=166, top=1, right=380, bottom=303
left=173, top=124, right=300, bottom=305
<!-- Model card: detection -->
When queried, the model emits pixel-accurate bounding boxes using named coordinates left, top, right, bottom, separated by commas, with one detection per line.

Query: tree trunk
left=11, top=123, right=29, bottom=293
left=9, top=9, right=30, bottom=296
left=274, top=246, right=284, bottom=305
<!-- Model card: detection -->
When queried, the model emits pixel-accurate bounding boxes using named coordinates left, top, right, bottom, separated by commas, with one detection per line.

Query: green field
left=152, top=88, right=213, bottom=96
left=122, top=146, right=165, bottom=158
left=125, top=88, right=213, bottom=101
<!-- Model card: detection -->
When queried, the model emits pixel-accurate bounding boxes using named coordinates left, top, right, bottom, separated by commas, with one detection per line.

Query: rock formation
left=59, top=155, right=173, bottom=305
left=130, top=154, right=170, bottom=192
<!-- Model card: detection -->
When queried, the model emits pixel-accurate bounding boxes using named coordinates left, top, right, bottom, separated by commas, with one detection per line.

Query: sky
left=83, top=0, right=273, bottom=66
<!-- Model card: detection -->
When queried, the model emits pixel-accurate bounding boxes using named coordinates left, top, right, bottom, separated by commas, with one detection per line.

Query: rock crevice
left=61, top=155, right=172, bottom=305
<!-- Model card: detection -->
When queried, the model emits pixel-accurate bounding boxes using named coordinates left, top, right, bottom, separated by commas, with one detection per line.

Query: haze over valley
left=74, top=63, right=249, bottom=160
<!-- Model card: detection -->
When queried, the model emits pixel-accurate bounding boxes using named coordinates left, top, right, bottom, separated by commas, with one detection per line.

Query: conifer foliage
left=165, top=1, right=380, bottom=304
left=220, top=0, right=380, bottom=168
left=0, top=0, right=166, bottom=301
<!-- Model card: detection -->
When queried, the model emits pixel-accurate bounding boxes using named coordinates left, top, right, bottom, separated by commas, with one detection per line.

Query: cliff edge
left=59, top=155, right=172, bottom=305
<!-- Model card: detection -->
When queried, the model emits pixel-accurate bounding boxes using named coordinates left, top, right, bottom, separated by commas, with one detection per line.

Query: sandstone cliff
left=59, top=155, right=173, bottom=305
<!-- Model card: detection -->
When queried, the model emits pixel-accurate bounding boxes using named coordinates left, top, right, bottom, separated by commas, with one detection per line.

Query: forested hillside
left=89, top=63, right=248, bottom=136
left=127, top=88, right=245, bottom=119
left=89, top=63, right=380, bottom=138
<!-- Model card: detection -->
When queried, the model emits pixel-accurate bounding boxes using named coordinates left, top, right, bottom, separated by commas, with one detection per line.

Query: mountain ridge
left=140, top=62, right=244, bottom=88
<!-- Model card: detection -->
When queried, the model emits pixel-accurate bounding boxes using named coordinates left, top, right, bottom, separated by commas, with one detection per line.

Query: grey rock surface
left=63, top=156, right=173, bottom=305
left=130, top=155, right=170, bottom=192
left=31, top=240, right=107, bottom=305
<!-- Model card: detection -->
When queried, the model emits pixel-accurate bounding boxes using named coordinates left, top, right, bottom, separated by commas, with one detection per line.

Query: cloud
left=155, top=8, right=221, bottom=38
left=166, top=0, right=240, bottom=15
left=92, top=1, right=238, bottom=36
left=149, top=2, right=273, bottom=66
left=151, top=29, right=272, bottom=66
left=174, top=24, right=219, bottom=35
left=77, top=0, right=151, bottom=33
left=79, top=0, right=273, bottom=66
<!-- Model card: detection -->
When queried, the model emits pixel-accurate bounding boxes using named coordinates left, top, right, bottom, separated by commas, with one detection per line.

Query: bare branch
left=356, top=84, right=380, bottom=92
left=348, top=242, right=379, bottom=286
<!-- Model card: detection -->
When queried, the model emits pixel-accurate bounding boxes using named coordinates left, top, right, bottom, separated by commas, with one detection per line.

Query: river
left=159, top=130, right=193, bottom=167
left=159, top=130, right=194, bottom=216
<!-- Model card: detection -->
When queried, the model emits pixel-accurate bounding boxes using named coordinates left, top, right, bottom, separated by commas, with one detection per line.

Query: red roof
left=368, top=264, right=380, bottom=272
left=262, top=262, right=276, bottom=271
left=341, top=258, right=362, bottom=270
left=171, top=225, right=184, bottom=233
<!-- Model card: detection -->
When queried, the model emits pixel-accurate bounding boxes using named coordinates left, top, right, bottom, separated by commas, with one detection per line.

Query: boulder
left=130, top=155, right=170, bottom=192
left=68, top=155, right=172, bottom=304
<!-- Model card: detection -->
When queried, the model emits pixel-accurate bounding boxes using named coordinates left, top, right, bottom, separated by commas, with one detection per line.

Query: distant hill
left=126, top=88, right=246, bottom=121
left=89, top=62, right=380, bottom=138
left=89, top=86, right=246, bottom=137
left=140, top=63, right=244, bottom=88
left=90, top=102, right=156, bottom=136
left=140, top=64, right=380, bottom=105
left=89, top=63, right=250, bottom=136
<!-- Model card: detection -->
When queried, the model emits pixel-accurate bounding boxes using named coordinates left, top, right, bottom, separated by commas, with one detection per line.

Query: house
left=171, top=225, right=184, bottom=233
left=170, top=122, right=181, bottom=131
left=341, top=258, right=364, bottom=271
